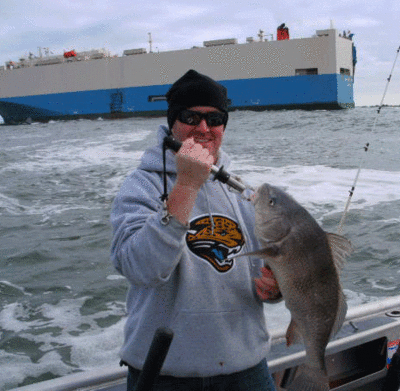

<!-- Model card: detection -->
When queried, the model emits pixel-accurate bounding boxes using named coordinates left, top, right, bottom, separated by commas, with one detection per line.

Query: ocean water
left=1, top=107, right=400, bottom=390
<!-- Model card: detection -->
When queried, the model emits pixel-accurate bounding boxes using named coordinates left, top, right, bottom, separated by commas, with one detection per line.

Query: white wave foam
left=1, top=130, right=150, bottom=174
left=0, top=303, right=44, bottom=332
left=366, top=278, right=398, bottom=291
left=106, top=274, right=126, bottom=281
left=0, top=280, right=32, bottom=297
left=69, top=318, right=124, bottom=369
left=231, top=163, right=400, bottom=215
left=0, top=193, right=26, bottom=215
left=0, top=297, right=126, bottom=389
left=0, top=349, right=73, bottom=391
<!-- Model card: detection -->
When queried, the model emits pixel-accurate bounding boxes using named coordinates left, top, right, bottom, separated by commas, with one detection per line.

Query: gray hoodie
left=110, top=125, right=270, bottom=377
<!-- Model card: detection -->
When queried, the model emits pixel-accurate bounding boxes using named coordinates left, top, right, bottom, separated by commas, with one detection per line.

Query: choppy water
left=1, top=108, right=400, bottom=390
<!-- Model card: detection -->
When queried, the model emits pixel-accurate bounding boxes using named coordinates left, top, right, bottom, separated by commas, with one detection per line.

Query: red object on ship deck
left=64, top=50, right=77, bottom=58
left=277, top=24, right=290, bottom=40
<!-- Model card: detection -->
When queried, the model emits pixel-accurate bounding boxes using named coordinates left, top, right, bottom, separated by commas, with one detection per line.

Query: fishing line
left=337, top=45, right=400, bottom=235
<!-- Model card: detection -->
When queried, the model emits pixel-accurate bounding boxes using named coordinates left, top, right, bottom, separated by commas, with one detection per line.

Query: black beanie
left=166, top=69, right=229, bottom=130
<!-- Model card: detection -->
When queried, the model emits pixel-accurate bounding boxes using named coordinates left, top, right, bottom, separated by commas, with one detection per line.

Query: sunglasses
left=178, top=110, right=227, bottom=127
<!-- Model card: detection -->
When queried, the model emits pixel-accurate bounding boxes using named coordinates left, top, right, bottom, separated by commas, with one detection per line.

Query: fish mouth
left=251, top=186, right=263, bottom=205
left=251, top=183, right=272, bottom=205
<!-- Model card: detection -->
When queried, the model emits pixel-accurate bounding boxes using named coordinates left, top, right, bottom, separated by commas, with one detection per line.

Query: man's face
left=171, top=106, right=225, bottom=164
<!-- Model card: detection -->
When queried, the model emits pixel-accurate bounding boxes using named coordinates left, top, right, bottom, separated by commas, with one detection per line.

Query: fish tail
left=286, top=366, right=329, bottom=391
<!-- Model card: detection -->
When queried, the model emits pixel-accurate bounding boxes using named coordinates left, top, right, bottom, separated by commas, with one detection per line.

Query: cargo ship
left=0, top=25, right=356, bottom=125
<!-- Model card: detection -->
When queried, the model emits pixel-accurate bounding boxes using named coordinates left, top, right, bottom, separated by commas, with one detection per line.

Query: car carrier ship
left=0, top=24, right=356, bottom=125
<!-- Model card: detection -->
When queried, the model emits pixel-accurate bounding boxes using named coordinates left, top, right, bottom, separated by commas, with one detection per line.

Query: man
left=110, top=70, right=280, bottom=390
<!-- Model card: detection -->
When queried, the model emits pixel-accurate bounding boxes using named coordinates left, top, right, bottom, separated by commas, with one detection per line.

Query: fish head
left=252, top=183, right=297, bottom=242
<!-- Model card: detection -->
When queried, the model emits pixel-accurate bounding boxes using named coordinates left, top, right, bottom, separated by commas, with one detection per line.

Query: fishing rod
left=163, top=136, right=252, bottom=197
left=337, top=45, right=400, bottom=235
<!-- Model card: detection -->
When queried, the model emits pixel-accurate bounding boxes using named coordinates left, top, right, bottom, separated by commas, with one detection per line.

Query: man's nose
left=197, top=119, right=210, bottom=132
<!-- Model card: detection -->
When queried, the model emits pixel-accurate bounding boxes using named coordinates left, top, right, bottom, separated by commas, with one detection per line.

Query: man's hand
left=255, top=267, right=282, bottom=302
left=175, top=137, right=213, bottom=190
left=166, top=138, right=213, bottom=226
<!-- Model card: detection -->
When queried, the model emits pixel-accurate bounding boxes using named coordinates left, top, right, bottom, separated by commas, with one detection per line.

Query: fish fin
left=242, top=244, right=280, bottom=258
left=287, top=365, right=329, bottom=391
left=326, top=233, right=353, bottom=273
left=286, top=318, right=302, bottom=346
left=330, top=290, right=348, bottom=339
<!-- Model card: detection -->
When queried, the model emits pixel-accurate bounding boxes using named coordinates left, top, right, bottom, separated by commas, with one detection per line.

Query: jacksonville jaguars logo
left=186, top=215, right=245, bottom=273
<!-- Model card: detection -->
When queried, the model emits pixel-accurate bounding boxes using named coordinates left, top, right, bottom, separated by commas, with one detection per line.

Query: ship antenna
left=148, top=32, right=153, bottom=53
left=337, top=45, right=400, bottom=235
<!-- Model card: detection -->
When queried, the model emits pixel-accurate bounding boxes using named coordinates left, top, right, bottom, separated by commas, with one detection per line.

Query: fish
left=248, top=183, right=352, bottom=391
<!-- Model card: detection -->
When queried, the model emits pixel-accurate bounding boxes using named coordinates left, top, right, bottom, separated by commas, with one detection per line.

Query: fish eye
left=269, top=197, right=276, bottom=206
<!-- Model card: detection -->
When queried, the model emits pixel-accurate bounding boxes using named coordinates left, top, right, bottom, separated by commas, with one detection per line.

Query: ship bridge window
left=295, top=68, right=318, bottom=75
left=148, top=95, right=167, bottom=102
left=340, top=68, right=350, bottom=75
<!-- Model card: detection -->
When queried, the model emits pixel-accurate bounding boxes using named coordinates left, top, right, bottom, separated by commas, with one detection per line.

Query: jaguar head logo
left=186, top=215, right=245, bottom=272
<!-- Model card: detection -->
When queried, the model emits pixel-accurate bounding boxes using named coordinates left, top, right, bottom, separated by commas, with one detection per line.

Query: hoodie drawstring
left=161, top=138, right=169, bottom=203
left=204, top=185, right=215, bottom=236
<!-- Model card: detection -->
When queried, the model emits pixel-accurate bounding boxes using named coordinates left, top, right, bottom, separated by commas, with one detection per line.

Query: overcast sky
left=1, top=0, right=399, bottom=106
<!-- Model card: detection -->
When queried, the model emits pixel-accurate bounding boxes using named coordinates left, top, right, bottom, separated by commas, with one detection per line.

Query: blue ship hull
left=0, top=74, right=354, bottom=124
